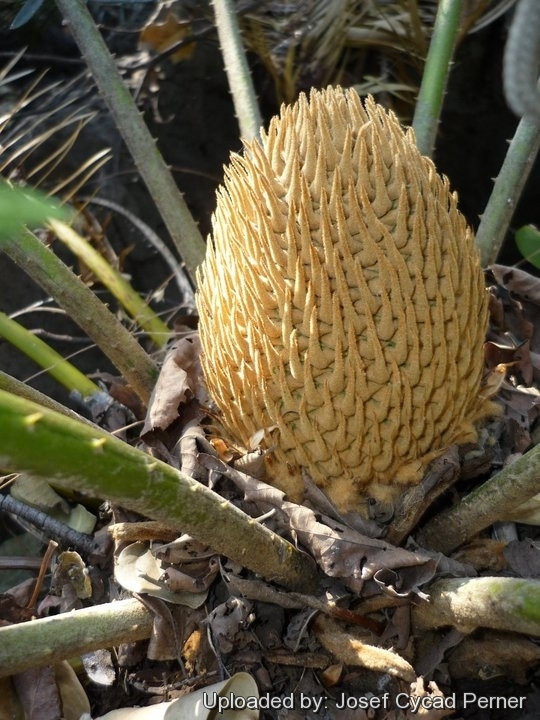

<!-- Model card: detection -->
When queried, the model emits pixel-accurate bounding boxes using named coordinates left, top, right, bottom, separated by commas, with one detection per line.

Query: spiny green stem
left=212, top=0, right=263, bottom=141
left=475, top=113, right=540, bottom=265
left=1, top=230, right=158, bottom=404
left=0, top=370, right=96, bottom=425
left=54, top=0, right=206, bottom=285
left=412, top=0, right=463, bottom=157
left=0, top=311, right=99, bottom=397
left=0, top=389, right=319, bottom=593
left=50, top=219, right=171, bottom=348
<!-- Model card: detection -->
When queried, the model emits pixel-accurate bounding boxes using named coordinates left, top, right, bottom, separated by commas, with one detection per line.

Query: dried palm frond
left=241, top=0, right=357, bottom=101
left=0, top=53, right=112, bottom=200
left=238, top=0, right=513, bottom=104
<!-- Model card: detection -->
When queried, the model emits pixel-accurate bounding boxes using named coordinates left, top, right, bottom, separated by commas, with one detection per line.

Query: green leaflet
left=0, top=183, right=70, bottom=239
left=515, top=224, right=540, bottom=269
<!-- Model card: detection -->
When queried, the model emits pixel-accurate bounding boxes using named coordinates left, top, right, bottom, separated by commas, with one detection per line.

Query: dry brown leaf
left=82, top=390, right=137, bottom=435
left=447, top=631, right=540, bottom=683
left=198, top=453, right=437, bottom=597
left=414, top=627, right=464, bottom=679
left=203, top=597, right=255, bottom=655
left=483, top=267, right=540, bottom=465
left=0, top=677, right=22, bottom=720
left=491, top=265, right=540, bottom=305
left=95, top=672, right=259, bottom=719
left=54, top=661, right=91, bottom=719
left=0, top=586, right=35, bottom=626
left=173, top=422, right=217, bottom=481
left=81, top=649, right=116, bottom=686
left=115, top=542, right=208, bottom=607
left=485, top=339, right=533, bottom=384
left=139, top=11, right=194, bottom=63
left=154, top=534, right=215, bottom=564
left=135, top=594, right=185, bottom=662
left=504, top=539, right=540, bottom=577
left=160, top=557, right=219, bottom=593
left=142, top=332, right=207, bottom=434
left=12, top=667, right=62, bottom=720
left=52, top=551, right=92, bottom=600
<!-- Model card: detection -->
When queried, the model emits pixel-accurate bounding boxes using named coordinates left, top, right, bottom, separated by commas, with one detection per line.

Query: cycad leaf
left=10, top=0, right=45, bottom=29
left=515, top=224, right=540, bottom=269
left=0, top=183, right=68, bottom=239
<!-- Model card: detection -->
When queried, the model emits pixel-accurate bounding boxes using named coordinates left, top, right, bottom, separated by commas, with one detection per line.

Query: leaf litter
left=3, top=266, right=540, bottom=718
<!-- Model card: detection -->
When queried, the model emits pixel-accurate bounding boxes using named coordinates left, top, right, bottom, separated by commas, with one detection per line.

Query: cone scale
left=196, top=86, right=495, bottom=514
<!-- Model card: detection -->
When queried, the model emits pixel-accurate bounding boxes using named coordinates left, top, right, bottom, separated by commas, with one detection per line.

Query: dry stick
left=1, top=231, right=158, bottom=404
left=54, top=0, right=206, bottom=286
left=386, top=445, right=460, bottom=546
left=0, top=495, right=96, bottom=556
left=0, top=598, right=153, bottom=678
left=418, top=442, right=540, bottom=554
left=26, top=540, right=58, bottom=611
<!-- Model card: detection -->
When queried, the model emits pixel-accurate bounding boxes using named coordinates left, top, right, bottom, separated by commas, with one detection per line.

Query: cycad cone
left=196, top=86, right=496, bottom=514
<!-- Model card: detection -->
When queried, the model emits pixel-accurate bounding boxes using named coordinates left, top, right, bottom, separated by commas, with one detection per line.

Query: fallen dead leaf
left=142, top=332, right=207, bottom=435
left=139, top=11, right=195, bottom=63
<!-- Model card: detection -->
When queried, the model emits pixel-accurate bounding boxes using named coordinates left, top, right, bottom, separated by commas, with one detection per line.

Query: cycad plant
left=1, top=0, right=540, bottom=714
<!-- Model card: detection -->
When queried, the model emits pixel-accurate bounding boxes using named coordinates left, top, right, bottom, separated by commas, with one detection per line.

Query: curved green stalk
left=0, top=311, right=99, bottom=398
left=0, top=389, right=319, bottom=593
left=54, top=0, right=206, bottom=285
left=212, top=0, right=263, bottom=141
left=475, top=113, right=540, bottom=265
left=50, top=219, right=171, bottom=347
left=1, top=230, right=158, bottom=404
left=412, top=0, right=463, bottom=157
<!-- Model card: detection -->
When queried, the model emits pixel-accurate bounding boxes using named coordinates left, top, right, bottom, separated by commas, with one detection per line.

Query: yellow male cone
left=196, top=86, right=496, bottom=514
